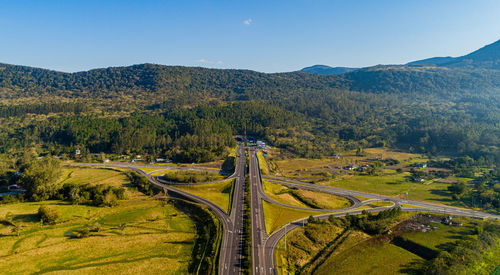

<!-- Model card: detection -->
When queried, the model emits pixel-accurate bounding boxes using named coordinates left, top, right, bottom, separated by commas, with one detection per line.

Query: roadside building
left=344, top=164, right=359, bottom=171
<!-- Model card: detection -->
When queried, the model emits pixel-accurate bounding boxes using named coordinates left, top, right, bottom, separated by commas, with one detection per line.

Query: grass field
left=262, top=180, right=351, bottom=209
left=174, top=179, right=235, bottom=214
left=257, top=151, right=270, bottom=175
left=400, top=203, right=427, bottom=209
left=262, top=200, right=327, bottom=235
left=58, top=167, right=130, bottom=187
left=0, top=167, right=196, bottom=274
left=262, top=180, right=309, bottom=208
left=403, top=218, right=477, bottom=250
left=275, top=221, right=420, bottom=275
left=367, top=200, right=395, bottom=207
left=274, top=223, right=351, bottom=274
left=161, top=170, right=225, bottom=183
left=294, top=189, right=351, bottom=209
left=315, top=240, right=423, bottom=275
left=324, top=170, right=460, bottom=207
left=271, top=147, right=428, bottom=177
left=0, top=168, right=201, bottom=274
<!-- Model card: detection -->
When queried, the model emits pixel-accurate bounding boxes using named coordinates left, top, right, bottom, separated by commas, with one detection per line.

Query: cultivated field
left=0, top=168, right=196, bottom=274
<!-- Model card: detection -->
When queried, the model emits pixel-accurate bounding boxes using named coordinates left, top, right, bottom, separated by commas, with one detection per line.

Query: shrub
left=38, top=206, right=59, bottom=225
left=88, top=222, right=101, bottom=232
left=73, top=227, right=90, bottom=238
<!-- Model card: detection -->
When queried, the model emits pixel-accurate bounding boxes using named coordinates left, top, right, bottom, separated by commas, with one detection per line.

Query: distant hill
left=300, top=65, right=358, bottom=75
left=408, top=39, right=500, bottom=70
left=1, top=62, right=500, bottom=101
left=407, top=56, right=455, bottom=66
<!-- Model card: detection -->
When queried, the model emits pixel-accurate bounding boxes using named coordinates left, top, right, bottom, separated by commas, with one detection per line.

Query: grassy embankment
left=161, top=170, right=225, bottom=183
left=263, top=180, right=351, bottom=209
left=0, top=167, right=198, bottom=274
left=262, top=200, right=330, bottom=235
left=256, top=151, right=270, bottom=175
left=173, top=179, right=235, bottom=214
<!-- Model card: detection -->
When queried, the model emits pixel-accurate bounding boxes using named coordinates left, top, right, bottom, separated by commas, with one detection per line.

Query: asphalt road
left=221, top=145, right=247, bottom=274
left=249, top=150, right=274, bottom=275
left=263, top=176, right=500, bottom=220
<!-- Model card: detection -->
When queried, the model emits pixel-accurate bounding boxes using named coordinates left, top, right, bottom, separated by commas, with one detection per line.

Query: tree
left=448, top=182, right=467, bottom=195
left=119, top=222, right=127, bottom=235
left=4, top=212, right=14, bottom=225
left=22, top=158, right=62, bottom=201
left=38, top=206, right=59, bottom=225
left=11, top=225, right=21, bottom=237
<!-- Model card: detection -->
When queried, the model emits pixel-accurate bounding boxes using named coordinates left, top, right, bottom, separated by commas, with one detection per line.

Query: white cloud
left=243, top=18, right=252, bottom=25
left=197, top=59, right=223, bottom=65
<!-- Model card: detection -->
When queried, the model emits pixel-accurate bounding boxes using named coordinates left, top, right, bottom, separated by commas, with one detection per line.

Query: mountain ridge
left=407, top=38, right=500, bottom=70
left=300, top=65, right=358, bottom=75
left=302, top=38, right=500, bottom=74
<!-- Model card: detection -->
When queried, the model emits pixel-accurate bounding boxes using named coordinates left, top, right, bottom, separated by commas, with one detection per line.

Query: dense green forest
left=0, top=62, right=499, bottom=165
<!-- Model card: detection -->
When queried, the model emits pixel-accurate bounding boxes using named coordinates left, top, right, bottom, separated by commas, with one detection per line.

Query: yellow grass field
left=262, top=200, right=328, bottom=235
left=263, top=180, right=351, bottom=210
left=324, top=170, right=459, bottom=207
left=367, top=200, right=395, bottom=207
left=257, top=151, right=270, bottom=175
left=174, top=179, right=235, bottom=214
left=295, top=189, right=351, bottom=209
left=315, top=240, right=422, bottom=275
left=0, top=167, right=196, bottom=274
left=263, top=180, right=309, bottom=208
left=58, top=167, right=130, bottom=187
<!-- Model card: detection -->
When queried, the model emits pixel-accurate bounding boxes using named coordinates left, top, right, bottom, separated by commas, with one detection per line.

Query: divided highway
left=249, top=150, right=270, bottom=274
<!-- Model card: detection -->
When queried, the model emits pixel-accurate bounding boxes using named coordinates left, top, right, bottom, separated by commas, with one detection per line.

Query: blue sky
left=1, top=0, right=500, bottom=72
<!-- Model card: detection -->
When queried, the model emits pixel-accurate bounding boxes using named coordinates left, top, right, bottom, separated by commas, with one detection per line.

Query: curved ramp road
left=263, top=177, right=500, bottom=220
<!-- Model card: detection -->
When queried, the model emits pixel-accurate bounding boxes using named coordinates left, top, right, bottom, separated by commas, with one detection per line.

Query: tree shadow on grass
left=386, top=181, right=404, bottom=185
left=13, top=213, right=39, bottom=223
left=435, top=241, right=456, bottom=251
left=428, top=189, right=453, bottom=203
left=399, top=259, right=426, bottom=274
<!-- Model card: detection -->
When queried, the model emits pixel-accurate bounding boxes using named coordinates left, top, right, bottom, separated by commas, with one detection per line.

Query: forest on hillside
left=0, top=63, right=499, bottom=166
